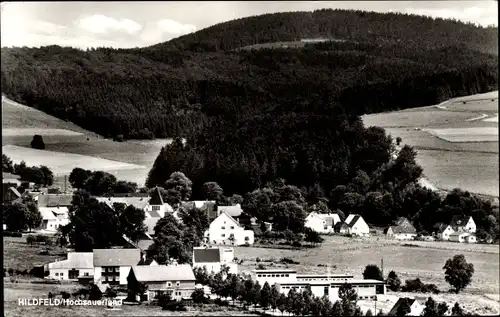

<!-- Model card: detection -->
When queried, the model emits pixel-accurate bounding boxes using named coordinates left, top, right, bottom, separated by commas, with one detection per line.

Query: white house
left=449, top=232, right=477, bottom=244
left=388, top=298, right=425, bottom=316
left=143, top=187, right=174, bottom=218
left=450, top=216, right=476, bottom=233
left=192, top=246, right=238, bottom=274
left=385, top=218, right=417, bottom=240
left=182, top=200, right=217, bottom=221
left=344, top=214, right=370, bottom=236
left=435, top=223, right=454, bottom=241
left=205, top=212, right=255, bottom=246
left=254, top=269, right=298, bottom=286
left=39, top=206, right=70, bottom=232
left=45, top=252, right=94, bottom=280
left=305, top=212, right=341, bottom=234
left=93, top=248, right=142, bottom=285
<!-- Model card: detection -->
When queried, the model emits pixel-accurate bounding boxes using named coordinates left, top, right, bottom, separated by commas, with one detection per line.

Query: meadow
left=234, top=236, right=500, bottom=295
left=2, top=97, right=172, bottom=187
left=362, top=91, right=499, bottom=198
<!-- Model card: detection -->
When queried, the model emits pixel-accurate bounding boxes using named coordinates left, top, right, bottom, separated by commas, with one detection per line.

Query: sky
left=1, top=1, right=498, bottom=49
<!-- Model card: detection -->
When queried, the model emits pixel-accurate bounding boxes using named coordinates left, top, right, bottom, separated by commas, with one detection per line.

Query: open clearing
left=2, top=96, right=173, bottom=186
left=235, top=236, right=500, bottom=294
left=425, top=127, right=498, bottom=143
left=2, top=144, right=146, bottom=175
left=362, top=91, right=499, bottom=197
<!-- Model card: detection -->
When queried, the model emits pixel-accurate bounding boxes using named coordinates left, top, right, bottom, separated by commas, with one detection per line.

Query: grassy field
left=234, top=236, right=500, bottom=294
left=362, top=91, right=499, bottom=197
left=4, top=282, right=257, bottom=317
left=2, top=96, right=173, bottom=187
left=3, top=236, right=69, bottom=270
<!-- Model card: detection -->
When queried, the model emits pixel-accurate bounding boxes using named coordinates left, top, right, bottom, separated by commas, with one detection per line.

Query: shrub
left=4, top=231, right=23, bottom=237
left=113, top=134, right=124, bottom=142
left=61, top=291, right=71, bottom=299
left=280, top=257, right=300, bottom=265
left=31, top=135, right=45, bottom=150
left=402, top=278, right=440, bottom=293
left=257, top=264, right=266, bottom=270
left=256, top=257, right=261, bottom=263
left=8, top=268, right=14, bottom=275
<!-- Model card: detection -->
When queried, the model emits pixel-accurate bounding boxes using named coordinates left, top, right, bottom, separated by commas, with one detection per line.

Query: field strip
left=467, top=114, right=489, bottom=122
left=2, top=128, right=84, bottom=136
left=483, top=113, right=499, bottom=123
left=2, top=145, right=146, bottom=174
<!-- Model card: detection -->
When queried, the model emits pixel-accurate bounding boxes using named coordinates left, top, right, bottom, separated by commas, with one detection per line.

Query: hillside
left=150, top=9, right=498, bottom=54
left=1, top=9, right=498, bottom=140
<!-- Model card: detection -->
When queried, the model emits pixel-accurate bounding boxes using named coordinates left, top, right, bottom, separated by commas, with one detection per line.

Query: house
left=143, top=187, right=173, bottom=218
left=3, top=172, right=22, bottom=188
left=305, top=212, right=341, bottom=234
left=450, top=216, right=476, bottom=233
left=122, top=233, right=155, bottom=252
left=205, top=212, right=255, bottom=246
left=216, top=204, right=251, bottom=225
left=95, top=196, right=150, bottom=214
left=181, top=200, right=217, bottom=221
left=334, top=222, right=351, bottom=234
left=127, top=264, right=196, bottom=301
left=37, top=193, right=73, bottom=208
left=45, top=252, right=94, bottom=280
left=449, top=232, right=477, bottom=244
left=385, top=218, right=417, bottom=240
left=435, top=223, right=454, bottom=241
left=344, top=214, right=370, bottom=236
left=3, top=186, right=21, bottom=204
left=388, top=297, right=425, bottom=316
left=39, top=206, right=70, bottom=232
left=192, top=246, right=238, bottom=274
left=93, top=248, right=142, bottom=285
left=254, top=269, right=355, bottom=286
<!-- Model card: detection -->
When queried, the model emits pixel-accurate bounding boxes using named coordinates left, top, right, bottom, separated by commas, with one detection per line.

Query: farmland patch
left=425, top=127, right=498, bottom=143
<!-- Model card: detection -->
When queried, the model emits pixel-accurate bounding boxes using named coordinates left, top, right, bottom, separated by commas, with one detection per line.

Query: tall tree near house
left=443, top=254, right=474, bottom=293
left=304, top=227, right=324, bottom=246
left=23, top=195, right=42, bottom=232
left=69, top=167, right=92, bottom=189
left=395, top=300, right=412, bottom=316
left=363, top=264, right=384, bottom=281
left=451, top=302, right=465, bottom=316
left=251, top=281, right=262, bottom=310
left=2, top=154, right=14, bottom=173
left=227, top=273, right=242, bottom=305
left=338, top=283, right=362, bottom=316
left=422, top=297, right=449, bottom=316
left=243, top=278, right=256, bottom=308
left=259, top=282, right=272, bottom=310
left=320, top=295, right=332, bottom=316
left=115, top=203, right=147, bottom=243
left=366, top=309, right=374, bottom=316
left=165, top=171, right=192, bottom=202
left=386, top=270, right=402, bottom=291
left=310, top=296, right=323, bottom=316
left=4, top=201, right=28, bottom=232
left=277, top=292, right=288, bottom=316
left=269, top=284, right=280, bottom=312
left=38, top=165, right=54, bottom=186
left=202, top=181, right=224, bottom=201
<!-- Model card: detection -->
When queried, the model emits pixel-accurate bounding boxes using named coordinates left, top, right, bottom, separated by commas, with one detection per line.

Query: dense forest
left=1, top=10, right=498, bottom=139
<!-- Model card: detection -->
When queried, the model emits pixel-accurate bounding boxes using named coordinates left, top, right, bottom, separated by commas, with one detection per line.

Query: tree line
left=3, top=155, right=54, bottom=187
left=68, top=167, right=138, bottom=196
left=1, top=10, right=497, bottom=141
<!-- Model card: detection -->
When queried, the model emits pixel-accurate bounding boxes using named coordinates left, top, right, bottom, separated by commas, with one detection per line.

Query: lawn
left=3, top=236, right=69, bottom=271
left=234, top=236, right=500, bottom=294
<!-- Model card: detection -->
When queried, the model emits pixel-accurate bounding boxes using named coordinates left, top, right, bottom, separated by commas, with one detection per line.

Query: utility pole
left=64, top=175, right=67, bottom=193
left=381, top=258, right=384, bottom=279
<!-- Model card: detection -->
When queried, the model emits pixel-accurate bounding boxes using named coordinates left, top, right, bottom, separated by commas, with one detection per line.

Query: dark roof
left=193, top=248, right=221, bottom=263
left=395, top=217, right=411, bottom=227
left=8, top=187, right=21, bottom=198
left=149, top=187, right=164, bottom=205
left=37, top=194, right=73, bottom=207
left=450, top=215, right=472, bottom=230
left=435, top=222, right=451, bottom=233
left=217, top=204, right=243, bottom=217
left=387, top=225, right=417, bottom=234
left=347, top=215, right=360, bottom=228
left=334, top=222, right=349, bottom=230
left=138, top=257, right=156, bottom=265
left=93, top=248, right=141, bottom=267
left=111, top=193, right=149, bottom=197
left=388, top=298, right=416, bottom=315
left=131, top=264, right=195, bottom=282
left=148, top=209, right=161, bottom=217
left=144, top=217, right=160, bottom=235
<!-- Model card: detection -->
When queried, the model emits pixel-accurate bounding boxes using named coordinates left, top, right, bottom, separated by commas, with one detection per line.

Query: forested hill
left=1, top=9, right=498, bottom=140
left=150, top=9, right=498, bottom=54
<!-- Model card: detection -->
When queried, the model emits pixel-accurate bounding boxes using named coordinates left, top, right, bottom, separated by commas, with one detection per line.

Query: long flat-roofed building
left=253, top=269, right=385, bottom=302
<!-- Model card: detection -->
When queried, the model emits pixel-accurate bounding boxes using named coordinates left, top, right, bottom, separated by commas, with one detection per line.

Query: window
left=105, top=276, right=109, bottom=281
left=176, top=282, right=180, bottom=287
left=324, top=286, right=329, bottom=296
left=221, top=234, right=225, bottom=237
left=221, top=226, right=225, bottom=230
left=230, top=226, right=234, bottom=229
left=167, top=282, right=172, bottom=287
left=272, top=274, right=275, bottom=277
left=152, top=205, right=160, bottom=211
left=285, top=274, right=289, bottom=277
left=84, top=272, right=89, bottom=276
left=55, top=273, right=59, bottom=276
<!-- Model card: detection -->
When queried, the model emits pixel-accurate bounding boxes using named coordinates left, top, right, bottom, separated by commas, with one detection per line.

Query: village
left=3, top=169, right=492, bottom=316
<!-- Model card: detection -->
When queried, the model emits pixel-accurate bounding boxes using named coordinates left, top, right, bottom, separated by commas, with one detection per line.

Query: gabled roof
left=217, top=204, right=243, bottom=217
left=387, top=225, right=417, bottom=234
left=38, top=194, right=73, bottom=207
left=3, top=172, right=21, bottom=180
left=395, top=217, right=412, bottom=227
left=450, top=215, right=473, bottom=230
left=144, top=217, right=160, bottom=235
left=95, top=196, right=149, bottom=211
left=122, top=234, right=154, bottom=251
left=93, top=248, right=141, bottom=267
left=193, top=247, right=221, bottom=263
left=334, top=222, right=350, bottom=230
left=138, top=258, right=157, bottom=266
left=131, top=264, right=195, bottom=282
left=388, top=298, right=418, bottom=316
left=216, top=212, right=241, bottom=227
left=8, top=187, right=22, bottom=198
left=346, top=214, right=361, bottom=228
left=149, top=187, right=164, bottom=205
left=39, top=207, right=58, bottom=220
left=147, top=209, right=161, bottom=218
left=48, top=252, right=93, bottom=269
left=435, top=222, right=452, bottom=233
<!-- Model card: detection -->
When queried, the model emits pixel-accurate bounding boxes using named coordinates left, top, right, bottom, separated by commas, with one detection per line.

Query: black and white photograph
left=1, top=1, right=499, bottom=316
